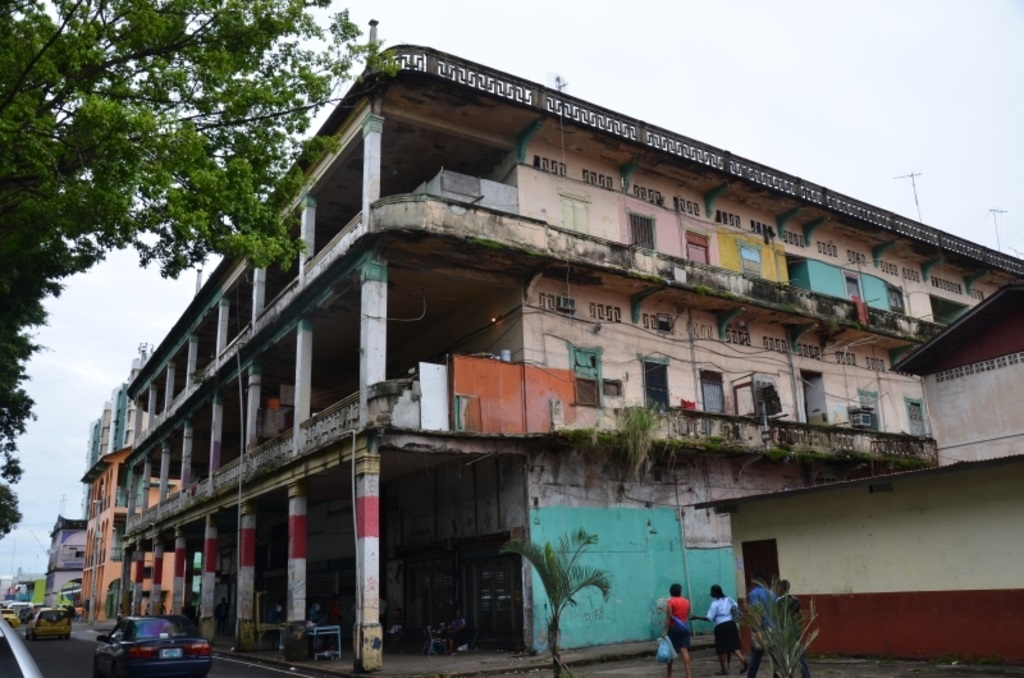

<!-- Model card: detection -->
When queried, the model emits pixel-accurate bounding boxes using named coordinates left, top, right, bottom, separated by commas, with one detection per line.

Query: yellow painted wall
left=717, top=231, right=788, bottom=282
left=729, top=462, right=1024, bottom=596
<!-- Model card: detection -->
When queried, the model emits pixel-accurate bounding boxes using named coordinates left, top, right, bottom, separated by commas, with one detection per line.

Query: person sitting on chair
left=387, top=606, right=404, bottom=645
left=443, top=609, right=470, bottom=655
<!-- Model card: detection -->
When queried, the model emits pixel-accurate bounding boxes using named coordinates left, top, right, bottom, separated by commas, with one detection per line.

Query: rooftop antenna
left=547, top=73, right=569, bottom=92
left=894, top=172, right=923, bottom=222
left=989, top=208, right=1007, bottom=252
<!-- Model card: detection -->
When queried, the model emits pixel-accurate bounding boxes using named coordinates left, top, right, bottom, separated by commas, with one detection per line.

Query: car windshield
left=39, top=611, right=64, bottom=622
left=131, top=617, right=200, bottom=640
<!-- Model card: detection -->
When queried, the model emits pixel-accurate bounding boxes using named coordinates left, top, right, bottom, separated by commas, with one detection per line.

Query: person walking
left=745, top=574, right=776, bottom=678
left=215, top=597, right=228, bottom=634
left=777, top=580, right=812, bottom=678
left=694, top=584, right=747, bottom=675
left=662, top=583, right=692, bottom=678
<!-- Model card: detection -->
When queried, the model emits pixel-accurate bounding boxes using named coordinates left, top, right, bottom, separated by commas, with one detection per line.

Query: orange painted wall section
left=452, top=355, right=577, bottom=433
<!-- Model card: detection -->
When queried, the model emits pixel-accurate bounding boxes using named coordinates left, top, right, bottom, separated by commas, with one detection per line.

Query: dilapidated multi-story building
left=116, top=39, right=1022, bottom=669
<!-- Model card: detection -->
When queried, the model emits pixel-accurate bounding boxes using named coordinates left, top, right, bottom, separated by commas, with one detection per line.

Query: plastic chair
left=422, top=627, right=445, bottom=655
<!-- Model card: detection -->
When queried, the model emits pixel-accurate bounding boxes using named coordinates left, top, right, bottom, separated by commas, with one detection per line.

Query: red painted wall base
left=799, top=590, right=1024, bottom=664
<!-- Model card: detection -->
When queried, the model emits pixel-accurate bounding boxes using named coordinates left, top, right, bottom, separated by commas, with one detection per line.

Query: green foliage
left=0, top=484, right=22, bottom=538
left=502, top=529, right=612, bottom=676
left=745, top=579, right=819, bottom=678
left=618, top=405, right=658, bottom=479
left=1, top=0, right=384, bottom=517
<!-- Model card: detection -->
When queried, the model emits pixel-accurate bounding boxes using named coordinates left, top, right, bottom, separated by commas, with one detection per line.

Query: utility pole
left=894, top=172, right=923, bottom=222
left=990, top=209, right=1007, bottom=252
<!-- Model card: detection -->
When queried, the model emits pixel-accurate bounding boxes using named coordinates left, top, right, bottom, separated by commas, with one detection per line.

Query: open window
left=641, top=357, right=669, bottom=411
left=569, top=344, right=603, bottom=407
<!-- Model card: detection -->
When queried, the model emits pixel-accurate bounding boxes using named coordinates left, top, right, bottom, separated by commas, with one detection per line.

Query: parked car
left=0, top=616, right=44, bottom=678
left=25, top=607, right=71, bottom=640
left=1, top=608, right=21, bottom=628
left=94, top=615, right=212, bottom=678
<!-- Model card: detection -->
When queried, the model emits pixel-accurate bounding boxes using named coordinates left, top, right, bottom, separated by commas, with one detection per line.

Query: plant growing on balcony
left=618, top=405, right=659, bottom=479
left=502, top=529, right=612, bottom=677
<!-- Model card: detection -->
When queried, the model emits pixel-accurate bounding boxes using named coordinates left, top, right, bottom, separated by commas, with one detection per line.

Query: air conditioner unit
left=850, top=412, right=873, bottom=428
left=556, top=295, right=576, bottom=312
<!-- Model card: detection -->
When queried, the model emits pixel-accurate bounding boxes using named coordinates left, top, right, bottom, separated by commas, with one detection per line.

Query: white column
left=359, top=260, right=388, bottom=427
left=185, top=335, right=199, bottom=390
left=148, top=385, right=158, bottom=423
left=292, top=318, right=313, bottom=456
left=209, top=394, right=224, bottom=475
left=252, top=268, right=267, bottom=319
left=158, top=441, right=170, bottom=503
left=245, top=364, right=262, bottom=451
left=217, top=298, right=230, bottom=354
left=181, top=421, right=193, bottom=488
left=164, top=361, right=176, bottom=411
left=126, top=465, right=137, bottom=516
left=361, top=113, right=384, bottom=227
left=299, top=193, right=317, bottom=284
left=141, top=454, right=152, bottom=511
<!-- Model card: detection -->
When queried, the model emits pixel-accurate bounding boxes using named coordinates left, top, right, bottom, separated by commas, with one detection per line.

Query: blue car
left=93, top=615, right=212, bottom=678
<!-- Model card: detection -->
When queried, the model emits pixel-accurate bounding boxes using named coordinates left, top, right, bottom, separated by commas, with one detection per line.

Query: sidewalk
left=205, top=630, right=712, bottom=677
left=81, top=619, right=710, bottom=676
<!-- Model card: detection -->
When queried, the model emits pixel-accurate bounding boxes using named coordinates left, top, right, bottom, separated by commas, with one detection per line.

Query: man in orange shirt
left=662, top=583, right=692, bottom=678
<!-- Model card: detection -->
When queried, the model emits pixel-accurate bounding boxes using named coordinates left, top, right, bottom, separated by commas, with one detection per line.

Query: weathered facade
left=115, top=42, right=1020, bottom=669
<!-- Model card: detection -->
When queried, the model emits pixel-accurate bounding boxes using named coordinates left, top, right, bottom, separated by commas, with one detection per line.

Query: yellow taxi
left=1, top=608, right=20, bottom=628
left=24, top=607, right=71, bottom=640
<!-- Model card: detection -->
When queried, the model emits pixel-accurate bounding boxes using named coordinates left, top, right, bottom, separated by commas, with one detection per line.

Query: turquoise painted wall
left=527, top=506, right=733, bottom=651
left=860, top=273, right=890, bottom=311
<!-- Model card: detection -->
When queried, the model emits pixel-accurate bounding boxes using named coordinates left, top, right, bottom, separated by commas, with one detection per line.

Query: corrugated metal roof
left=693, top=453, right=1024, bottom=510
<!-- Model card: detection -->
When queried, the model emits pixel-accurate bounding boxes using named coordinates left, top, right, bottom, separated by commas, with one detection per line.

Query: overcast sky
left=4, top=0, right=1022, bottom=576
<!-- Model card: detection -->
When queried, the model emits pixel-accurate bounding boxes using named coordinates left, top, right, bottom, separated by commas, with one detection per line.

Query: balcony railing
left=668, top=409, right=936, bottom=464
left=128, top=391, right=361, bottom=534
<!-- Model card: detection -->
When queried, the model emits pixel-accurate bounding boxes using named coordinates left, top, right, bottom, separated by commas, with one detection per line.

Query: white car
left=0, top=615, right=44, bottom=677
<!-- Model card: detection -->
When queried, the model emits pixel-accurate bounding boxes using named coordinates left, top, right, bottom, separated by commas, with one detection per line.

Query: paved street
left=19, top=623, right=1024, bottom=678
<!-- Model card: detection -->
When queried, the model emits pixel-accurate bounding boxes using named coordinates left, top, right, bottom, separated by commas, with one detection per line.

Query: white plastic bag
left=656, top=636, right=677, bottom=663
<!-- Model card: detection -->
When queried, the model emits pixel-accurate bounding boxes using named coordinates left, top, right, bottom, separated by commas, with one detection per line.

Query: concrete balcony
left=669, top=409, right=936, bottom=465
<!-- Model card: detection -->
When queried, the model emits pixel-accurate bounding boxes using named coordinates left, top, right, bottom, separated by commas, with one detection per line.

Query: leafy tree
left=0, top=0, right=385, bottom=531
left=745, top=578, right=818, bottom=678
left=502, top=528, right=612, bottom=677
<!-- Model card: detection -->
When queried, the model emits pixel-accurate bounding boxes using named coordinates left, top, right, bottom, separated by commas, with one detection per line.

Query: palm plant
left=745, top=578, right=818, bottom=678
left=501, top=528, right=612, bottom=677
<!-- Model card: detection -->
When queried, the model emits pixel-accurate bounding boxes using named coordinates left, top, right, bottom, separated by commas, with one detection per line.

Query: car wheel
left=92, top=658, right=103, bottom=678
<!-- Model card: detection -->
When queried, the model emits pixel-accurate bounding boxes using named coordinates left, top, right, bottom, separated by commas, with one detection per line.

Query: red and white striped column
left=286, top=482, right=307, bottom=623
left=172, top=529, right=186, bottom=614
left=283, top=482, right=307, bottom=661
left=200, top=515, right=217, bottom=639
left=237, top=501, right=257, bottom=650
left=354, top=442, right=383, bottom=672
left=151, top=541, right=164, bottom=614
left=132, top=549, right=145, bottom=615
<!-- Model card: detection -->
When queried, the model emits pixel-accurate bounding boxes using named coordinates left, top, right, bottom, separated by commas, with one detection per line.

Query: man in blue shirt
left=746, top=574, right=776, bottom=678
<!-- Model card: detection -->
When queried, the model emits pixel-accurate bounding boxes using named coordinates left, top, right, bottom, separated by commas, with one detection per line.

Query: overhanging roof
left=694, top=454, right=1024, bottom=512
left=892, top=284, right=1024, bottom=374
